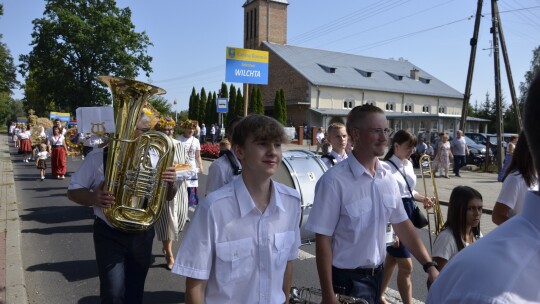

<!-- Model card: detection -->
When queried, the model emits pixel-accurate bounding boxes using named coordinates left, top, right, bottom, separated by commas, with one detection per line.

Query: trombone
left=419, top=154, right=445, bottom=252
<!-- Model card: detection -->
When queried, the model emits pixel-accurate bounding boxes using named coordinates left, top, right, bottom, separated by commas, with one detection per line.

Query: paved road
left=4, top=138, right=503, bottom=303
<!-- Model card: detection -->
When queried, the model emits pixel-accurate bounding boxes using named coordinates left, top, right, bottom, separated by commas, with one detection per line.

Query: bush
left=200, top=143, right=220, bottom=159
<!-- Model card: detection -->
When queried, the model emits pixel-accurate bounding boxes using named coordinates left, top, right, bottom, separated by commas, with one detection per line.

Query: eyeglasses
left=137, top=127, right=150, bottom=132
left=353, top=127, right=390, bottom=136
left=367, top=128, right=390, bottom=136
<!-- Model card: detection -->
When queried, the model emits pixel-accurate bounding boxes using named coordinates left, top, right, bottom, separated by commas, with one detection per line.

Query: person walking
left=450, top=130, right=468, bottom=177
left=154, top=117, right=189, bottom=270
left=305, top=104, right=438, bottom=304
left=379, top=130, right=433, bottom=304
left=497, top=134, right=518, bottom=182
left=200, top=123, right=207, bottom=144
left=47, top=125, right=68, bottom=179
left=67, top=109, right=178, bottom=304
left=35, top=143, right=49, bottom=181
left=176, top=119, right=203, bottom=206
left=434, top=134, right=452, bottom=178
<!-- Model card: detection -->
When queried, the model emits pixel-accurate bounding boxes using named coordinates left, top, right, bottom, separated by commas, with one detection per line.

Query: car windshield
left=463, top=136, right=478, bottom=146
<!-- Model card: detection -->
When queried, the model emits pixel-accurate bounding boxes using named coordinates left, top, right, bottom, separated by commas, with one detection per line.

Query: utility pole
left=461, top=0, right=521, bottom=173
left=491, top=0, right=504, bottom=172
left=460, top=0, right=484, bottom=133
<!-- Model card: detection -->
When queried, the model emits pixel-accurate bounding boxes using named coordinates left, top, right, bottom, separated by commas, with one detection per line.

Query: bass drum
left=274, top=150, right=328, bottom=243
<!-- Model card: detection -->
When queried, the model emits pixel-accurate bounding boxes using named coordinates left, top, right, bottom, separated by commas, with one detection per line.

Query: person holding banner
left=47, top=125, right=68, bottom=179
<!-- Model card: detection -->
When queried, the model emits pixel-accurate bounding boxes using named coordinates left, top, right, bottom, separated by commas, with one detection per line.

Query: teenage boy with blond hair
left=173, top=114, right=301, bottom=304
left=321, top=122, right=349, bottom=168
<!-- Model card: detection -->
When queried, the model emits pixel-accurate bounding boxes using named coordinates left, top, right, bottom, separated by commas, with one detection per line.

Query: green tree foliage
left=250, top=87, right=264, bottom=115
left=199, top=88, right=207, bottom=124
left=279, top=88, right=287, bottom=125
left=273, top=90, right=282, bottom=124
left=235, top=88, right=244, bottom=117
left=205, top=91, right=213, bottom=125
left=210, top=91, right=218, bottom=125
left=519, top=45, right=540, bottom=103
left=148, top=95, right=172, bottom=117
left=188, top=87, right=196, bottom=119
left=220, top=83, right=228, bottom=99
left=19, top=0, right=153, bottom=116
left=226, top=83, right=237, bottom=126
left=0, top=4, right=20, bottom=125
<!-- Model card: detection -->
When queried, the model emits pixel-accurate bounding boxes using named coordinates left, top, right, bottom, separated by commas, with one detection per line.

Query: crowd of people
left=7, top=71, right=536, bottom=303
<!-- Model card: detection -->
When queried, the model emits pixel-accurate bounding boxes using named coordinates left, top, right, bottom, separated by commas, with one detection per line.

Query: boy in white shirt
left=321, top=122, right=348, bottom=168
left=173, top=114, right=301, bottom=304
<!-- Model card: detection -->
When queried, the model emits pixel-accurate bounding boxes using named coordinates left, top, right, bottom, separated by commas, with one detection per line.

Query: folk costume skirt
left=51, top=146, right=67, bottom=176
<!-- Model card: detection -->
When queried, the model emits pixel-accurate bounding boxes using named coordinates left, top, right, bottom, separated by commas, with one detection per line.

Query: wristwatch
left=423, top=261, right=438, bottom=273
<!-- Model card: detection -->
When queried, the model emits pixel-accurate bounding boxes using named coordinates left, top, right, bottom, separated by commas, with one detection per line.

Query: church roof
left=263, top=41, right=463, bottom=99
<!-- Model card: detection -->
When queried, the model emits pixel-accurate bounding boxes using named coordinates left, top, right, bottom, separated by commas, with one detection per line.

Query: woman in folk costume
left=176, top=119, right=203, bottom=206
left=154, top=117, right=189, bottom=270
left=18, top=125, right=33, bottom=162
left=47, top=125, right=68, bottom=179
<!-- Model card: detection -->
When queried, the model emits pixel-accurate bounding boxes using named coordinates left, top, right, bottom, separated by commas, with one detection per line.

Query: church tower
left=243, top=0, right=288, bottom=50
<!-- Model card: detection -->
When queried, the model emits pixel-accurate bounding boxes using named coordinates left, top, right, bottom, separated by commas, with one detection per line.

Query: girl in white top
left=492, top=131, right=538, bottom=225
left=176, top=119, right=203, bottom=206
left=380, top=130, right=433, bottom=304
left=432, top=186, right=483, bottom=271
left=35, top=143, right=50, bottom=180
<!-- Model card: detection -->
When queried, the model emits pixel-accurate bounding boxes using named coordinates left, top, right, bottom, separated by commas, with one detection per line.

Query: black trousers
left=93, top=218, right=155, bottom=304
left=332, top=265, right=384, bottom=304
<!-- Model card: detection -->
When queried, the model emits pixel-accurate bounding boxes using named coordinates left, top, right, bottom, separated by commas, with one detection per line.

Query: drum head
left=274, top=150, right=327, bottom=242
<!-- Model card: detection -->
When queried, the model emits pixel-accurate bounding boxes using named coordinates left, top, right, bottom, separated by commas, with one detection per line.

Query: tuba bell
left=98, top=76, right=174, bottom=232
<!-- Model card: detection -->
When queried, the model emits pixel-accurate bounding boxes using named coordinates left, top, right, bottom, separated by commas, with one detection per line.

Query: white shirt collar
left=234, top=176, right=284, bottom=218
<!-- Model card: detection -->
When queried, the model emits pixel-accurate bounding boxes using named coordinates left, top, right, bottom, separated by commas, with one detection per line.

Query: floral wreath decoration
left=180, top=119, right=198, bottom=130
left=156, top=116, right=176, bottom=131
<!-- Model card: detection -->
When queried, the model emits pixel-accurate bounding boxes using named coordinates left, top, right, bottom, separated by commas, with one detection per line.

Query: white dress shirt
left=321, top=150, right=348, bottom=168
left=172, top=176, right=301, bottom=304
left=385, top=155, right=418, bottom=199
left=205, top=151, right=241, bottom=196
left=427, top=191, right=540, bottom=304
left=497, top=172, right=539, bottom=217
left=305, top=156, right=408, bottom=268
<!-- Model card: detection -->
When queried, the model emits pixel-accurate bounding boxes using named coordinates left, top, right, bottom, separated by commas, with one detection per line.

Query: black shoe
left=455, top=174, right=461, bottom=177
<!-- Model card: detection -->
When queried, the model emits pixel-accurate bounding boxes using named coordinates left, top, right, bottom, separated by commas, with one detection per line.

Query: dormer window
left=420, top=77, right=432, bottom=84
left=355, top=68, right=373, bottom=78
left=365, top=100, right=375, bottom=106
left=318, top=64, right=337, bottom=74
left=385, top=72, right=404, bottom=81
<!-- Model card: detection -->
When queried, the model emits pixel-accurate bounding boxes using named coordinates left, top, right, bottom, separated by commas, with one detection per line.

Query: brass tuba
left=98, top=76, right=174, bottom=232
left=419, top=154, right=445, bottom=252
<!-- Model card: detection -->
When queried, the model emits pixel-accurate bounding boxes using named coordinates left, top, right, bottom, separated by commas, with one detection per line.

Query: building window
left=438, top=106, right=446, bottom=114
left=385, top=103, right=395, bottom=112
left=343, top=98, right=354, bottom=109
left=404, top=104, right=413, bottom=112
left=422, top=105, right=430, bottom=113
left=365, top=100, right=375, bottom=106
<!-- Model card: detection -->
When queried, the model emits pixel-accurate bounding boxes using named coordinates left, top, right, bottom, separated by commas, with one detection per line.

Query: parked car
left=463, top=135, right=491, bottom=165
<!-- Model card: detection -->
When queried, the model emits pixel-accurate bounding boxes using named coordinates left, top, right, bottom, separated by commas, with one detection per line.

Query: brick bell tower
left=243, top=0, right=288, bottom=50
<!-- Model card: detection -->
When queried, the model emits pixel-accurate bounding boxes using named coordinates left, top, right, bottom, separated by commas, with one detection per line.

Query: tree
left=19, top=0, right=153, bottom=116
left=148, top=95, right=172, bottom=117
left=273, top=90, right=281, bottom=122
left=519, top=45, right=540, bottom=104
left=279, top=88, right=287, bottom=125
left=235, top=88, right=244, bottom=118
left=0, top=4, right=20, bottom=125
left=188, top=87, right=196, bottom=119
left=226, top=84, right=237, bottom=125
left=250, top=87, right=264, bottom=115
left=199, top=88, right=207, bottom=124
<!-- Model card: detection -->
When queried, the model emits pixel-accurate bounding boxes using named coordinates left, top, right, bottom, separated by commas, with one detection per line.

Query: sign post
left=225, top=47, right=269, bottom=116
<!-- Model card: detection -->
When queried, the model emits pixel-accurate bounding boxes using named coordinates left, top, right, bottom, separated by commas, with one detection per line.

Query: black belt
left=52, top=145, right=63, bottom=147
left=334, top=264, right=384, bottom=276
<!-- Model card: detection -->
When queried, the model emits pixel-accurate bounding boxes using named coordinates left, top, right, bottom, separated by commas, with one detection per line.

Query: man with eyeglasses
left=305, top=104, right=438, bottom=303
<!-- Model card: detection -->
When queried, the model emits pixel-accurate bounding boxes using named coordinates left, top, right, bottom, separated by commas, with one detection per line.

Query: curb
left=1, top=134, right=28, bottom=304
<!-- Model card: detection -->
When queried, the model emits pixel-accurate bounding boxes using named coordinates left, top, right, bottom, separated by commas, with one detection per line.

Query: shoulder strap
left=102, top=147, right=108, bottom=174
left=387, top=160, right=414, bottom=197
left=321, top=154, right=336, bottom=167
left=222, top=150, right=242, bottom=175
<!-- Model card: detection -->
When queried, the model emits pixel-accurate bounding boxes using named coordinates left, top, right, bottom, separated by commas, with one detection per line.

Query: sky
left=1, top=0, right=539, bottom=112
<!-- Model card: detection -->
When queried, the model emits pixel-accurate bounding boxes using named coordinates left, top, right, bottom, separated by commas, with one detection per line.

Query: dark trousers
left=200, top=134, right=206, bottom=144
left=453, top=155, right=467, bottom=175
left=93, top=218, right=155, bottom=304
left=332, top=265, right=384, bottom=304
